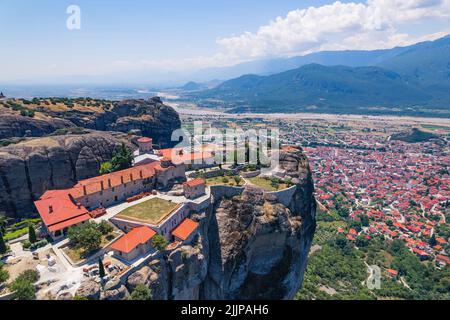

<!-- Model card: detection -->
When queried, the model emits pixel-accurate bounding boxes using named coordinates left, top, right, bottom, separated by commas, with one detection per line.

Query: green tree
left=68, top=222, right=102, bottom=253
left=336, top=205, right=350, bottom=218
left=359, top=214, right=370, bottom=227
left=233, top=176, right=242, bottom=186
left=0, top=263, right=9, bottom=284
left=355, top=236, right=369, bottom=248
left=152, top=235, right=168, bottom=251
left=98, top=221, right=113, bottom=235
left=10, top=278, right=35, bottom=300
left=110, top=143, right=133, bottom=171
left=28, top=225, right=37, bottom=244
left=99, top=162, right=113, bottom=175
left=0, top=214, right=7, bottom=234
left=98, top=257, right=106, bottom=279
left=130, top=284, right=152, bottom=300
left=429, top=233, right=437, bottom=247
left=0, top=231, right=7, bottom=255
left=10, top=270, right=39, bottom=300
left=99, top=143, right=133, bottom=174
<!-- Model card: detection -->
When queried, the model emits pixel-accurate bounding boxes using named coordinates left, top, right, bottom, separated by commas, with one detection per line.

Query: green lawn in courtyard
left=117, top=198, right=179, bottom=224
left=247, top=176, right=290, bottom=192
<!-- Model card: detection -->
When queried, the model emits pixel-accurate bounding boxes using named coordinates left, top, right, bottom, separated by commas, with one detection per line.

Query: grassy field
left=247, top=176, right=290, bottom=192
left=117, top=198, right=179, bottom=224
left=421, top=124, right=450, bottom=131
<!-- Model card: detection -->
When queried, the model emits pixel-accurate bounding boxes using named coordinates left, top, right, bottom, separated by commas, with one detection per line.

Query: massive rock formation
left=125, top=147, right=316, bottom=300
left=0, top=97, right=181, bottom=148
left=0, top=114, right=75, bottom=140
left=0, top=97, right=182, bottom=217
left=391, top=128, right=439, bottom=143
left=0, top=132, right=132, bottom=217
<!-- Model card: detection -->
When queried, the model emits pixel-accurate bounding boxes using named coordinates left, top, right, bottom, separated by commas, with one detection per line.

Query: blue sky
left=1, top=0, right=449, bottom=84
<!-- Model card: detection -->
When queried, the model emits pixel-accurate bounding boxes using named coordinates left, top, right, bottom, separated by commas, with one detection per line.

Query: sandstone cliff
left=0, top=132, right=132, bottom=217
left=124, top=147, right=316, bottom=300
left=0, top=97, right=181, bottom=148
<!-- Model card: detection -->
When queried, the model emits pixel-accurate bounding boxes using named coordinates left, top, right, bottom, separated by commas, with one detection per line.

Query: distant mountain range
left=188, top=35, right=450, bottom=117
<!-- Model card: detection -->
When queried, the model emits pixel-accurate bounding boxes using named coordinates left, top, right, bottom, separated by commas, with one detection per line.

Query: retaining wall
left=264, top=185, right=297, bottom=207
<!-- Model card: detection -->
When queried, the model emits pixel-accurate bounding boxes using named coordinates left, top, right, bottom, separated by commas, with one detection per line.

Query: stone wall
left=240, top=170, right=261, bottom=178
left=209, top=185, right=244, bottom=202
left=264, top=185, right=297, bottom=207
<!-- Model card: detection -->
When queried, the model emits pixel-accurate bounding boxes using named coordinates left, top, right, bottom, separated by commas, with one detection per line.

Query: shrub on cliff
left=0, top=232, right=7, bottom=254
left=99, top=143, right=133, bottom=174
left=10, top=269, right=40, bottom=300
left=152, top=235, right=168, bottom=251
left=0, top=263, right=9, bottom=284
left=130, top=284, right=152, bottom=300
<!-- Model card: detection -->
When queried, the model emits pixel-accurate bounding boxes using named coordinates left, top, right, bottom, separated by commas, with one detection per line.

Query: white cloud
left=96, top=0, right=450, bottom=76
left=216, top=0, right=450, bottom=60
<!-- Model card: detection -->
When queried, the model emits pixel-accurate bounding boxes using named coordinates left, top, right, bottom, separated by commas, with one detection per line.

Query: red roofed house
left=436, top=254, right=450, bottom=267
left=34, top=160, right=186, bottom=241
left=158, top=148, right=216, bottom=170
left=412, top=248, right=429, bottom=261
left=346, top=234, right=356, bottom=241
left=183, top=178, right=206, bottom=199
left=34, top=190, right=91, bottom=240
left=386, top=269, right=398, bottom=278
left=172, top=218, right=199, bottom=243
left=137, top=137, right=153, bottom=153
left=110, top=226, right=156, bottom=261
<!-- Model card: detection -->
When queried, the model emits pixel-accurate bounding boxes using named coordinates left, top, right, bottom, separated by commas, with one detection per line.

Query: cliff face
left=125, top=147, right=316, bottom=300
left=65, top=98, right=181, bottom=148
left=0, top=97, right=181, bottom=217
left=0, top=132, right=132, bottom=217
left=0, top=114, right=75, bottom=140
left=0, top=97, right=181, bottom=148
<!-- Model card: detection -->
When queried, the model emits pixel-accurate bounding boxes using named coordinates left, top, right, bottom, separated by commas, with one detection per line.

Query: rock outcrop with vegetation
left=0, top=132, right=132, bottom=217
left=126, top=147, right=316, bottom=300
left=0, top=97, right=181, bottom=147
left=391, top=128, right=439, bottom=143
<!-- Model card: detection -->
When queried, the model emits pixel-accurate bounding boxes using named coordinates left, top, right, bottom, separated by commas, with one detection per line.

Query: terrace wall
left=264, top=185, right=297, bottom=207
left=241, top=170, right=261, bottom=178
left=209, top=185, right=244, bottom=202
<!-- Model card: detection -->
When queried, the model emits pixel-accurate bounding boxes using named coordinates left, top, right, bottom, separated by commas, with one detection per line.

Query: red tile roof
left=71, top=161, right=161, bottom=197
left=172, top=218, right=199, bottom=241
left=110, top=226, right=156, bottom=254
left=158, top=148, right=214, bottom=165
left=436, top=254, right=450, bottom=265
left=35, top=162, right=163, bottom=232
left=48, top=213, right=91, bottom=232
left=137, top=137, right=153, bottom=143
left=412, top=248, right=428, bottom=256
left=387, top=269, right=398, bottom=277
left=184, top=178, right=205, bottom=188
left=35, top=190, right=90, bottom=230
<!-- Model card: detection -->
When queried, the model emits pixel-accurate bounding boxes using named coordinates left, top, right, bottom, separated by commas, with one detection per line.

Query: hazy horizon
left=2, top=0, right=450, bottom=86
